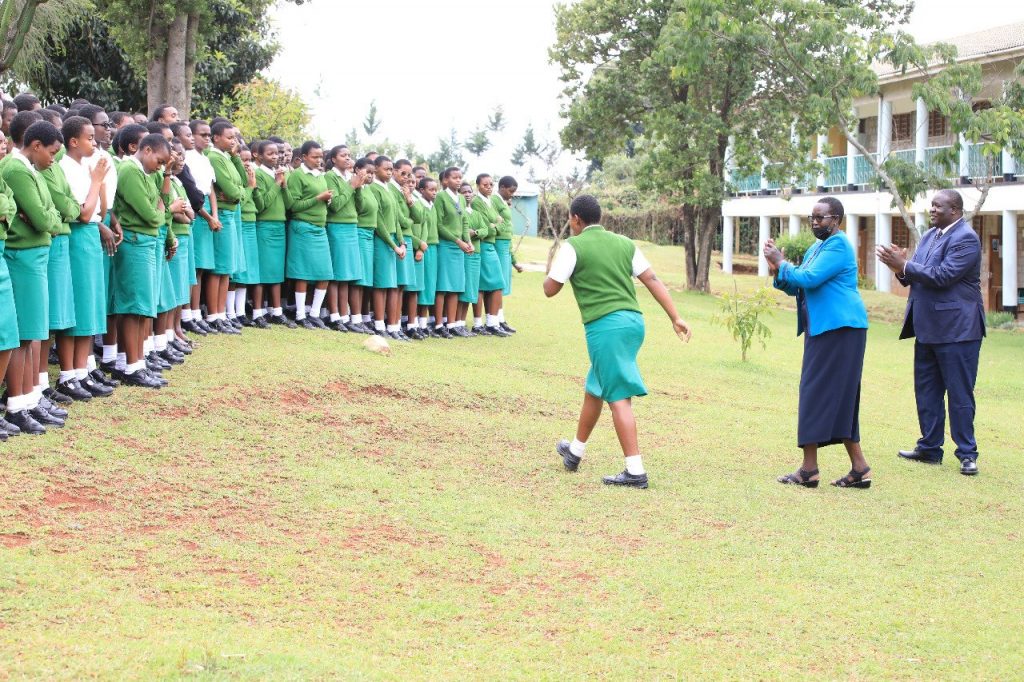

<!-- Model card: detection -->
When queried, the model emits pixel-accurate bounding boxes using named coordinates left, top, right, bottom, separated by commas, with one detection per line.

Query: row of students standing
left=0, top=95, right=523, bottom=438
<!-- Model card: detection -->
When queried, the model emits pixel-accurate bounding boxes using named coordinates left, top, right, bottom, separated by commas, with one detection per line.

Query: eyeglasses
left=98, top=122, right=114, bottom=129
left=808, top=214, right=838, bottom=223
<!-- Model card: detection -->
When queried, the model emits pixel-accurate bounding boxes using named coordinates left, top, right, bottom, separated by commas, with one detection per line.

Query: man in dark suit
left=877, top=189, right=985, bottom=475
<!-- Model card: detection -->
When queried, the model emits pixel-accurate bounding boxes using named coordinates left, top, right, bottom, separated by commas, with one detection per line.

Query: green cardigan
left=1, top=156, right=61, bottom=249
left=41, top=161, right=80, bottom=236
left=170, top=178, right=192, bottom=237
left=389, top=182, right=414, bottom=241
left=354, top=186, right=378, bottom=229
left=466, top=208, right=492, bottom=249
left=253, top=168, right=291, bottom=222
left=367, top=182, right=398, bottom=248
left=286, top=168, right=328, bottom=227
left=325, top=170, right=358, bottom=224
left=114, top=159, right=173, bottom=243
left=434, top=189, right=469, bottom=243
left=0, top=174, right=18, bottom=241
left=410, top=198, right=438, bottom=246
left=491, top=194, right=514, bottom=239
left=206, top=148, right=246, bottom=209
left=470, top=195, right=499, bottom=244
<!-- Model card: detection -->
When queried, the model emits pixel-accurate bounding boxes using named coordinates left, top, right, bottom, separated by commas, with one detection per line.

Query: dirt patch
left=43, top=487, right=112, bottom=513
left=0, top=532, right=30, bottom=548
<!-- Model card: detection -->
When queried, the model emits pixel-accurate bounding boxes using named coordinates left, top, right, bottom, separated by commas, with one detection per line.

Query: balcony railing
left=731, top=143, right=1019, bottom=195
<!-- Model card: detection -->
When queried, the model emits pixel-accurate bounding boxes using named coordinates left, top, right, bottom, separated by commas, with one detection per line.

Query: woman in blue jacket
left=764, top=197, right=871, bottom=489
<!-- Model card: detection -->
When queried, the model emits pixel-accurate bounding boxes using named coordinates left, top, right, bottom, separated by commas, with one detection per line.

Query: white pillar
left=915, top=211, right=928, bottom=238
left=725, top=135, right=737, bottom=183
left=959, top=132, right=971, bottom=180
left=846, top=123, right=859, bottom=188
left=1003, top=210, right=1018, bottom=310
left=722, top=215, right=734, bottom=274
left=875, top=212, right=892, bottom=293
left=758, top=214, right=771, bottom=276
left=759, top=157, right=769, bottom=193
left=846, top=214, right=859, bottom=250
left=877, top=99, right=892, bottom=162
left=816, top=133, right=828, bottom=190
left=915, top=97, right=928, bottom=166
left=1002, top=147, right=1017, bottom=179
left=789, top=214, right=801, bottom=236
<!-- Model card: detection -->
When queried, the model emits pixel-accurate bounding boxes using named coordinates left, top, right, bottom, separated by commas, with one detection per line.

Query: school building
left=719, top=21, right=1024, bottom=314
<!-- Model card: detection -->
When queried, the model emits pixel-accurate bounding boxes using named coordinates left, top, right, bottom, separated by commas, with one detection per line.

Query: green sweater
left=206, top=148, right=245, bottom=209
left=41, top=161, right=80, bottom=236
left=1, top=155, right=61, bottom=249
left=434, top=189, right=469, bottom=243
left=491, top=194, right=514, bottom=240
left=240, top=185, right=257, bottom=222
left=325, top=170, right=358, bottom=224
left=389, top=182, right=414, bottom=241
left=367, top=182, right=398, bottom=248
left=354, top=185, right=378, bottom=229
left=410, top=198, right=438, bottom=246
left=467, top=208, right=491, bottom=250
left=470, top=195, right=498, bottom=244
left=114, top=159, right=173, bottom=243
left=170, top=177, right=191, bottom=237
left=566, top=225, right=641, bottom=324
left=286, top=168, right=328, bottom=227
left=253, top=167, right=291, bottom=222
left=0, top=175, right=17, bottom=241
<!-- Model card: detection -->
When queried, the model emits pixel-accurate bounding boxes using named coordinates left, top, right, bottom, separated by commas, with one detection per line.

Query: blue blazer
left=774, top=233, right=868, bottom=337
left=896, top=218, right=985, bottom=344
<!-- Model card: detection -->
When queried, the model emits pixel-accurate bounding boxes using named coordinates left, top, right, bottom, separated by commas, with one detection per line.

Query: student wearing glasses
left=763, top=197, right=871, bottom=489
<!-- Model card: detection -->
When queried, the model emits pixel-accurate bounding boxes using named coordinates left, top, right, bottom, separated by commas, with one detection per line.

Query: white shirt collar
left=300, top=164, right=322, bottom=177
left=938, top=218, right=963, bottom=236
left=374, top=178, right=387, bottom=187
left=476, top=192, right=491, bottom=205
left=444, top=187, right=459, bottom=203
left=418, top=195, right=433, bottom=208
left=331, top=167, right=347, bottom=179
left=127, top=155, right=148, bottom=174
left=11, top=148, right=35, bottom=173
left=207, top=146, right=229, bottom=158
left=258, top=164, right=276, bottom=178
left=464, top=202, right=473, bottom=215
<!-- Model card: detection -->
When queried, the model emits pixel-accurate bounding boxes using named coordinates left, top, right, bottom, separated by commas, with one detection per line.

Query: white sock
left=625, top=455, right=646, bottom=476
left=474, top=316, right=483, bottom=327
left=446, top=322, right=457, bottom=330
left=310, top=288, right=327, bottom=317
left=330, top=313, right=341, bottom=322
left=75, top=368, right=88, bottom=381
left=206, top=311, right=218, bottom=322
left=294, top=292, right=307, bottom=319
left=182, top=308, right=193, bottom=322
left=165, top=329, right=175, bottom=343
left=154, top=335, right=167, bottom=351
left=486, top=314, right=499, bottom=327
left=115, top=352, right=127, bottom=371
left=143, top=338, right=153, bottom=354
left=458, top=320, right=466, bottom=328
left=570, top=439, right=586, bottom=457
left=192, top=308, right=202, bottom=321
left=123, top=360, right=142, bottom=375
left=341, top=314, right=350, bottom=323
left=442, top=316, right=448, bottom=324
left=102, top=345, right=118, bottom=363
left=254, top=308, right=265, bottom=318
left=386, top=324, right=399, bottom=332
left=86, top=354, right=97, bottom=371
left=226, top=290, right=237, bottom=317
left=38, top=372, right=48, bottom=388
left=6, top=394, right=25, bottom=413
left=272, top=307, right=283, bottom=317
left=234, top=287, right=247, bottom=317
left=58, top=370, right=76, bottom=383
left=352, top=314, right=362, bottom=323
left=498, top=308, right=506, bottom=323
left=374, top=320, right=386, bottom=331
left=31, top=385, right=44, bottom=407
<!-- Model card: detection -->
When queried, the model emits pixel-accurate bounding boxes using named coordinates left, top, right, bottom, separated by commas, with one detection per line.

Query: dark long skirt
left=797, top=326, right=867, bottom=448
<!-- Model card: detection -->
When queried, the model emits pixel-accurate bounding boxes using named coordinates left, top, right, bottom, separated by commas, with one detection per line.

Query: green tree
left=225, top=77, right=310, bottom=143
left=510, top=124, right=540, bottom=166
left=712, top=284, right=775, bottom=362
left=426, top=128, right=465, bottom=172
left=0, top=0, right=91, bottom=82
left=487, top=105, right=506, bottom=132
left=362, top=99, right=382, bottom=136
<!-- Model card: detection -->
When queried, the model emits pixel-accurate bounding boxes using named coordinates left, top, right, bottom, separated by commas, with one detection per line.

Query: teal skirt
left=256, top=220, right=286, bottom=284
left=192, top=196, right=214, bottom=270
left=479, top=242, right=505, bottom=292
left=186, top=229, right=198, bottom=286
left=436, top=240, right=465, bottom=293
left=413, top=244, right=426, bottom=296
left=417, top=244, right=437, bottom=306
left=102, top=214, right=115, bottom=315
left=327, top=222, right=362, bottom=282
left=584, top=310, right=648, bottom=403
left=112, top=230, right=158, bottom=318
left=68, top=222, right=106, bottom=337
left=234, top=206, right=246, bottom=276
left=286, top=219, right=333, bottom=281
left=459, top=252, right=481, bottom=303
left=156, top=227, right=176, bottom=314
left=356, top=227, right=374, bottom=287
left=47, top=234, right=75, bottom=331
left=0, top=242, right=21, bottom=350
left=233, top=220, right=261, bottom=284
left=5, top=244, right=49, bottom=341
left=170, top=233, right=192, bottom=307
left=372, top=234, right=398, bottom=289
left=212, top=206, right=239, bottom=276
left=495, top=239, right=513, bottom=296
left=400, top=236, right=420, bottom=291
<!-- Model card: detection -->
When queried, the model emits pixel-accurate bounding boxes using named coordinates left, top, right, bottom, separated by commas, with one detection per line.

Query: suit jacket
left=896, top=218, right=985, bottom=344
left=774, top=233, right=868, bottom=337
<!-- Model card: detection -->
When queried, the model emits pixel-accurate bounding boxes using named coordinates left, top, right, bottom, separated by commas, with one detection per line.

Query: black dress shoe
left=296, top=317, right=317, bottom=330
left=30, top=406, right=65, bottom=428
left=81, top=377, right=114, bottom=398
left=898, top=448, right=941, bottom=464
left=556, top=439, right=581, bottom=471
left=38, top=396, right=69, bottom=418
left=500, top=322, right=516, bottom=334
left=436, top=326, right=453, bottom=339
left=486, top=325, right=511, bottom=337
left=239, top=315, right=256, bottom=327
left=215, top=319, right=240, bottom=335
left=146, top=356, right=170, bottom=373
left=388, top=331, right=409, bottom=342
left=182, top=320, right=207, bottom=336
left=145, top=369, right=169, bottom=387
left=123, top=369, right=163, bottom=389
left=91, top=368, right=120, bottom=388
left=602, top=470, right=649, bottom=489
left=198, top=319, right=218, bottom=334
left=56, top=379, right=93, bottom=402
left=0, top=416, right=22, bottom=437
left=472, top=325, right=488, bottom=336
left=158, top=349, right=185, bottom=365
left=5, top=410, right=46, bottom=435
left=452, top=326, right=473, bottom=338
left=329, top=319, right=349, bottom=332
left=100, top=362, right=128, bottom=382
left=960, top=459, right=979, bottom=476
left=252, top=315, right=270, bottom=329
left=171, top=339, right=193, bottom=355
left=228, top=317, right=244, bottom=329
left=42, top=387, right=73, bottom=405
left=268, top=314, right=297, bottom=329
left=307, top=316, right=328, bottom=330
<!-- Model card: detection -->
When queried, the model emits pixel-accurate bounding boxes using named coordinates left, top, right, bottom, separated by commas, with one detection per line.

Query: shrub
left=774, top=231, right=817, bottom=264
left=713, top=284, right=776, bottom=361
left=986, top=311, right=1017, bottom=330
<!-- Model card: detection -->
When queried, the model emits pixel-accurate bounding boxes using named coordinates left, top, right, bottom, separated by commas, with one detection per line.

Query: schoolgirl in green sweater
left=323, top=145, right=362, bottom=331
left=472, top=174, right=510, bottom=337
left=433, top=167, right=472, bottom=338
left=285, top=140, right=333, bottom=330
left=349, top=157, right=377, bottom=334
left=252, top=140, right=293, bottom=327
left=412, top=176, right=440, bottom=336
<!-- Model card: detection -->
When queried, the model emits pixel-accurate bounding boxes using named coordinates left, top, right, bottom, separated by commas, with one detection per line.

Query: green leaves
left=712, top=283, right=776, bottom=361
left=226, top=77, right=311, bottom=143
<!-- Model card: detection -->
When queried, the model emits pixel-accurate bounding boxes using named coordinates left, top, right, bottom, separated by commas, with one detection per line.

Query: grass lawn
left=1, top=237, right=1022, bottom=679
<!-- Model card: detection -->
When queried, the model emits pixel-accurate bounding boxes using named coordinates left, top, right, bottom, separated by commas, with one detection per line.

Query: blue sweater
left=773, top=233, right=868, bottom=337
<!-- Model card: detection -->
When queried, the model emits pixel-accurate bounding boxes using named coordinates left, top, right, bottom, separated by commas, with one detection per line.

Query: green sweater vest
left=114, top=160, right=170, bottom=239
left=367, top=182, right=398, bottom=248
left=354, top=185, right=378, bottom=229
left=286, top=169, right=329, bottom=227
left=206, top=148, right=245, bottom=209
left=434, top=189, right=468, bottom=243
left=1, top=158, right=61, bottom=249
left=566, top=226, right=641, bottom=324
left=253, top=168, right=291, bottom=222
left=325, top=171, right=358, bottom=224
left=41, top=161, right=80, bottom=236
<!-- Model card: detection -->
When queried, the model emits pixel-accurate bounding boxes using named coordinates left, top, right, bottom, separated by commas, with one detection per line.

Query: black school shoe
left=215, top=319, right=240, bottom=335
left=182, top=320, right=207, bottom=336
left=91, top=368, right=120, bottom=388
left=329, top=319, right=349, bottom=332
left=198, top=319, right=217, bottom=334
left=500, top=322, right=516, bottom=334
left=252, top=315, right=270, bottom=329
left=42, top=386, right=73, bottom=405
left=602, top=470, right=649, bottom=489
left=30, top=406, right=65, bottom=429
left=56, top=379, right=93, bottom=402
left=307, top=316, right=328, bottom=330
left=486, top=325, right=511, bottom=338
left=268, top=314, right=297, bottom=329
left=0, top=415, right=21, bottom=437
left=81, top=376, right=114, bottom=398
left=227, top=316, right=243, bottom=330
left=5, top=410, right=46, bottom=435
left=452, top=326, right=473, bottom=338
left=556, top=439, right=581, bottom=472
left=122, top=369, right=163, bottom=389
left=436, top=326, right=453, bottom=339
left=170, top=339, right=193, bottom=355
left=38, top=395, right=69, bottom=419
left=158, top=348, right=185, bottom=366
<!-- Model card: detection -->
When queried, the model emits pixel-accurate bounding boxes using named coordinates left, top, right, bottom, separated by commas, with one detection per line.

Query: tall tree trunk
left=681, top=203, right=698, bottom=290
left=181, top=13, right=200, bottom=117
left=694, top=209, right=718, bottom=293
left=146, top=13, right=191, bottom=117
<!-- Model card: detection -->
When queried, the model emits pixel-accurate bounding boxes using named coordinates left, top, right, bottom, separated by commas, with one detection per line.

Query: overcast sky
left=266, top=0, right=1024, bottom=177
